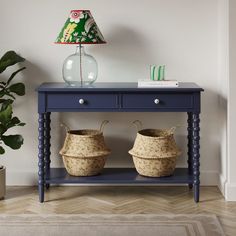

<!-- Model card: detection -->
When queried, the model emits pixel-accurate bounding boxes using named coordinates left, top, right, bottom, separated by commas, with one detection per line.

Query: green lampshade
left=55, top=10, right=106, bottom=44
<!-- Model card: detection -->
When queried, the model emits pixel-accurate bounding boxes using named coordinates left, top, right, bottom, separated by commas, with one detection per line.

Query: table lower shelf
left=45, top=168, right=193, bottom=184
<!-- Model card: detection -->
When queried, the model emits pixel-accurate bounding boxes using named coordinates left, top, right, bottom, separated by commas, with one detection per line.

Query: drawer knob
left=154, top=98, right=160, bottom=104
left=79, top=98, right=85, bottom=104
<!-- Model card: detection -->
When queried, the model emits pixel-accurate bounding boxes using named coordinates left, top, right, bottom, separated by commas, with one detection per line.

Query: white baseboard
left=218, top=174, right=227, bottom=196
left=6, top=170, right=220, bottom=186
left=225, top=182, right=236, bottom=201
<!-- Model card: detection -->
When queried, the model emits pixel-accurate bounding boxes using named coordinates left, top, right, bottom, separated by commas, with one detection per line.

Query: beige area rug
left=0, top=214, right=225, bottom=236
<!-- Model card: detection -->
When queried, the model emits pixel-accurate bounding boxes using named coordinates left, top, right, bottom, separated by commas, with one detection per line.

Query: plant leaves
left=0, top=124, right=7, bottom=135
left=0, top=99, right=14, bottom=111
left=0, top=98, right=14, bottom=103
left=0, top=51, right=25, bottom=73
left=0, top=87, right=16, bottom=99
left=1, top=134, right=24, bottom=149
left=6, top=117, right=25, bottom=129
left=8, top=82, right=25, bottom=96
left=7, top=67, right=26, bottom=85
left=0, top=146, right=5, bottom=154
left=10, top=116, right=21, bottom=125
left=0, top=104, right=12, bottom=124
left=17, top=122, right=25, bottom=126
left=0, top=90, right=5, bottom=98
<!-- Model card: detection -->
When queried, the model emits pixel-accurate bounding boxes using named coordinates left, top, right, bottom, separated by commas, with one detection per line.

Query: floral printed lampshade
left=55, top=10, right=106, bottom=44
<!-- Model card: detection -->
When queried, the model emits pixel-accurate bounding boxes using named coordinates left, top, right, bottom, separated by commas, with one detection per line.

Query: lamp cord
left=79, top=44, right=83, bottom=86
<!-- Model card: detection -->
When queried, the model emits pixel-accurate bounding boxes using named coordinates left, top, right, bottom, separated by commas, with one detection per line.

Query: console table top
left=36, top=82, right=204, bottom=92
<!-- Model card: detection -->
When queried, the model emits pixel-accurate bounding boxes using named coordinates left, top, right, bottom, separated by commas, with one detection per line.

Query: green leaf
left=0, top=51, right=25, bottom=73
left=0, top=124, right=7, bottom=135
left=1, top=134, right=24, bottom=149
left=0, top=90, right=5, bottom=98
left=10, top=116, right=21, bottom=125
left=6, top=117, right=25, bottom=129
left=0, top=99, right=14, bottom=111
left=0, top=99, right=8, bottom=103
left=0, top=98, right=14, bottom=103
left=7, top=67, right=26, bottom=85
left=8, top=83, right=25, bottom=96
left=0, top=104, right=12, bottom=124
left=0, top=87, right=16, bottom=99
left=17, top=122, right=25, bottom=126
left=0, top=146, right=5, bottom=154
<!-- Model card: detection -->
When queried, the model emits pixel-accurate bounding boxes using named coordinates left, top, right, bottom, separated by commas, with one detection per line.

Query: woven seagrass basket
left=129, top=120, right=181, bottom=177
left=59, top=121, right=111, bottom=176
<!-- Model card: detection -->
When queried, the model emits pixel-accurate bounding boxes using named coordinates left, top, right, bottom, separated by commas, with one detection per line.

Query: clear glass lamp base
left=63, top=46, right=98, bottom=86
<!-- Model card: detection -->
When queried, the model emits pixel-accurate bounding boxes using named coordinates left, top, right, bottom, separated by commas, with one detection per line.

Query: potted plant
left=0, top=51, right=26, bottom=199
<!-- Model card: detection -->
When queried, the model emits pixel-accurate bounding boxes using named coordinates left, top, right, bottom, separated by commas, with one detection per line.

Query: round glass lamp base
left=63, top=46, right=98, bottom=86
left=66, top=81, right=94, bottom=87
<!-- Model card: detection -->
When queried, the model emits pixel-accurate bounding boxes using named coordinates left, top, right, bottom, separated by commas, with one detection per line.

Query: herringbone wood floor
left=0, top=186, right=235, bottom=235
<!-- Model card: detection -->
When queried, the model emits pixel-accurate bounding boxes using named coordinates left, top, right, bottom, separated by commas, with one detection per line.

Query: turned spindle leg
left=38, top=113, right=45, bottom=203
left=45, top=112, right=51, bottom=190
left=187, top=112, right=193, bottom=190
left=192, top=113, right=200, bottom=203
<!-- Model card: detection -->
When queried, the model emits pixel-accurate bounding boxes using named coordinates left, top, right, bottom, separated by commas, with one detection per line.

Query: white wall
left=0, top=0, right=226, bottom=186
left=217, top=0, right=229, bottom=196
left=226, top=0, right=236, bottom=200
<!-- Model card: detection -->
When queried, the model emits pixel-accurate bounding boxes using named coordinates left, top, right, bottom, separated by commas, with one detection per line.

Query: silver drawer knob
left=154, top=98, right=160, bottom=104
left=79, top=98, right=85, bottom=104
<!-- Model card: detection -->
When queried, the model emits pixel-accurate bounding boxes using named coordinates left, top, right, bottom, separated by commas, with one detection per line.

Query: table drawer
left=47, top=93, right=118, bottom=109
left=122, top=93, right=193, bottom=109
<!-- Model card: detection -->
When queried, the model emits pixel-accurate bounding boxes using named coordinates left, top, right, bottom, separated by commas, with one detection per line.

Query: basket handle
left=169, top=126, right=177, bottom=134
left=168, top=125, right=184, bottom=134
left=132, top=120, right=143, bottom=132
left=99, top=120, right=109, bottom=132
left=60, top=123, right=70, bottom=133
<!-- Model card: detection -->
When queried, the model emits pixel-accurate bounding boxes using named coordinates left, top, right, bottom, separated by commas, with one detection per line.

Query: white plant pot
left=0, top=166, right=6, bottom=199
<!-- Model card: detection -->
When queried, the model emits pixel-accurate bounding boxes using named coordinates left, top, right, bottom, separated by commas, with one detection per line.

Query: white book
left=138, top=80, right=179, bottom=88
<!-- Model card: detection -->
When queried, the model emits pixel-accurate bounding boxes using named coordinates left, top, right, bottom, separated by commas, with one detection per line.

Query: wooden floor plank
left=0, top=186, right=235, bottom=236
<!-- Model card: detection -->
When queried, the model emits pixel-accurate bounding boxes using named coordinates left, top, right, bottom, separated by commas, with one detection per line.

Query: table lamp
left=55, top=10, right=106, bottom=86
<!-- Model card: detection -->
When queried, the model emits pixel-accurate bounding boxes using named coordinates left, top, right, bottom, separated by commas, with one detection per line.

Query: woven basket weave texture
left=129, top=126, right=181, bottom=177
left=60, top=122, right=110, bottom=176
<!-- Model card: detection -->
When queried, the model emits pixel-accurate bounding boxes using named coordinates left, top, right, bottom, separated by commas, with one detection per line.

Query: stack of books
left=138, top=80, right=179, bottom=88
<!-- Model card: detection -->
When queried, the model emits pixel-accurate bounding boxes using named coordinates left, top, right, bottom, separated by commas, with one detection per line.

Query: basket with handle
left=59, top=120, right=111, bottom=176
left=128, top=120, right=181, bottom=177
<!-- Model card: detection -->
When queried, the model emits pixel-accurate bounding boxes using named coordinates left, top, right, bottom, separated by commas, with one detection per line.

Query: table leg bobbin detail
left=45, top=112, right=51, bottom=190
left=38, top=113, right=45, bottom=203
left=192, top=113, right=200, bottom=203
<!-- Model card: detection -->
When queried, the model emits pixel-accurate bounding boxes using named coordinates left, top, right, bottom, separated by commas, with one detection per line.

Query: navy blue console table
left=37, top=82, right=204, bottom=203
